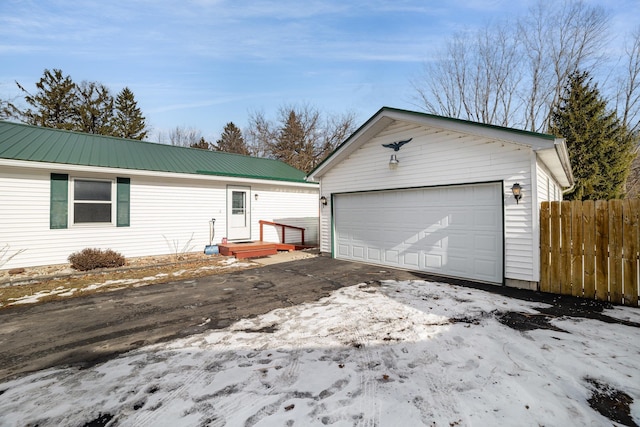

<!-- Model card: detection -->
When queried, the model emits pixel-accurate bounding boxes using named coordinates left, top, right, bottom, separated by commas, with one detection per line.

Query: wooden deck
left=218, top=241, right=313, bottom=259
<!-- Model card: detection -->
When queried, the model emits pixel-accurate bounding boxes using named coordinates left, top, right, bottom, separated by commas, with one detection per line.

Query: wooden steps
left=218, top=241, right=312, bottom=259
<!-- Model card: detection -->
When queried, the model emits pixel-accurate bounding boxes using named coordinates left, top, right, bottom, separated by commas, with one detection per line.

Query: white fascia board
left=307, top=116, right=394, bottom=180
left=382, top=109, right=558, bottom=150
left=0, top=158, right=318, bottom=189
left=534, top=138, right=574, bottom=188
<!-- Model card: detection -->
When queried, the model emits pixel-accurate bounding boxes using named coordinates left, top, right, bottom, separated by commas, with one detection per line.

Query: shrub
left=68, top=248, right=126, bottom=271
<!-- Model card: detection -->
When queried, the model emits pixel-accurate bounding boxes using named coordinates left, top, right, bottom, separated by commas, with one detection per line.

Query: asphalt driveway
left=0, top=256, right=425, bottom=381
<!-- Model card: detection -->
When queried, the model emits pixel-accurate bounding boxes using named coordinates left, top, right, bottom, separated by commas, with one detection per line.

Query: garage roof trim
left=307, top=107, right=574, bottom=187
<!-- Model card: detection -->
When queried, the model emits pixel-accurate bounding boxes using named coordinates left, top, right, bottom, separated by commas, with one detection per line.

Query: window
left=49, top=174, right=130, bottom=229
left=72, top=179, right=114, bottom=224
left=232, top=191, right=245, bottom=215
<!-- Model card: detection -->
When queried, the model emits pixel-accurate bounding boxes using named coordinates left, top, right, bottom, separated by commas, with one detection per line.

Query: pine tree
left=14, top=68, right=78, bottom=130
left=75, top=81, right=114, bottom=135
left=271, top=111, right=314, bottom=171
left=550, top=71, right=635, bottom=200
left=247, top=105, right=356, bottom=172
left=214, top=122, right=249, bottom=155
left=190, top=137, right=212, bottom=150
left=113, top=87, right=147, bottom=140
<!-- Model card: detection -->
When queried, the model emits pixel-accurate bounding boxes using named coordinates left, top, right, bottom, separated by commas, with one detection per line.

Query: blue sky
left=1, top=0, right=637, bottom=142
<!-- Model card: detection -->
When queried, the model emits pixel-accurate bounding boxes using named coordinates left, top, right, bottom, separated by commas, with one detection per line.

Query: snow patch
left=1, top=280, right=638, bottom=426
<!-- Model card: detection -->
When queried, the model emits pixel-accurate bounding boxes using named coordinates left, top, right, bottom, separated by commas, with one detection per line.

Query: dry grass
left=0, top=252, right=257, bottom=309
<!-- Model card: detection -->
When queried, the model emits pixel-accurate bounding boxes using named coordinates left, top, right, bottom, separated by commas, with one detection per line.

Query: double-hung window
left=71, top=178, right=115, bottom=224
left=50, top=174, right=130, bottom=229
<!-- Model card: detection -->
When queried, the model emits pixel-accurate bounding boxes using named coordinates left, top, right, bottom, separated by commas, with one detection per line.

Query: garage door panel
left=475, top=234, right=499, bottom=252
left=334, top=183, right=503, bottom=284
left=424, top=253, right=443, bottom=268
left=448, top=255, right=472, bottom=274
left=473, top=208, right=500, bottom=228
left=337, top=244, right=351, bottom=257
left=475, top=258, right=498, bottom=275
left=403, top=251, right=419, bottom=267
left=367, top=248, right=382, bottom=261
left=447, top=232, right=471, bottom=251
left=384, top=249, right=400, bottom=264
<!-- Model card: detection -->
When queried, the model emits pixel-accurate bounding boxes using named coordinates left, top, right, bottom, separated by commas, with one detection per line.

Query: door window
left=232, top=191, right=245, bottom=215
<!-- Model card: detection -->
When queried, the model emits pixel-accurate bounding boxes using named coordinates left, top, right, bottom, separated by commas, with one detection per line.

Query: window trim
left=69, top=177, right=117, bottom=226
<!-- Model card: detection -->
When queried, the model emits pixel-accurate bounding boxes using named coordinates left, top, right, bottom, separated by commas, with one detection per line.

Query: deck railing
left=259, top=220, right=305, bottom=245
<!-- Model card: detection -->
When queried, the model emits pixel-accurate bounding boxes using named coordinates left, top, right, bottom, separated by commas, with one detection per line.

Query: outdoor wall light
left=254, top=193, right=259, bottom=201
left=511, top=183, right=522, bottom=204
left=320, top=196, right=328, bottom=206
left=389, top=154, right=399, bottom=170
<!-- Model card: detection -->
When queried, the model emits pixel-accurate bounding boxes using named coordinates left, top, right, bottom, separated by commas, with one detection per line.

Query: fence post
left=560, top=201, right=572, bottom=295
left=540, top=201, right=551, bottom=292
left=609, top=200, right=623, bottom=304
left=550, top=202, right=562, bottom=294
left=623, top=199, right=639, bottom=306
left=571, top=200, right=584, bottom=297
left=583, top=201, right=596, bottom=299
left=595, top=200, right=609, bottom=302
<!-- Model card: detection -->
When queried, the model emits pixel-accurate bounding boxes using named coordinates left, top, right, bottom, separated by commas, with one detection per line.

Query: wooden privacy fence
left=540, top=200, right=640, bottom=307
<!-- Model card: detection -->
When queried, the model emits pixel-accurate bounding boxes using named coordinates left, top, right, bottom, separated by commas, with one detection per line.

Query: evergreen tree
left=10, top=71, right=148, bottom=140
left=214, top=122, right=249, bottom=155
left=75, top=81, right=114, bottom=135
left=550, top=71, right=635, bottom=200
left=113, top=87, right=147, bottom=140
left=271, top=111, right=315, bottom=171
left=190, top=137, right=212, bottom=150
left=13, top=68, right=78, bottom=130
left=247, top=105, right=355, bottom=172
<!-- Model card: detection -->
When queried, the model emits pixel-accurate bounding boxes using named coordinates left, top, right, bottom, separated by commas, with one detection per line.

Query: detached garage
left=307, top=107, right=574, bottom=289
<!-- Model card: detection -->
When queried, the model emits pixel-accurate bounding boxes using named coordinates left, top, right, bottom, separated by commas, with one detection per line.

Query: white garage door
left=334, top=183, right=503, bottom=284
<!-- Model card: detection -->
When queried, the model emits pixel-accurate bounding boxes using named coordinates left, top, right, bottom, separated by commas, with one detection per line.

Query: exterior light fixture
left=382, top=138, right=411, bottom=171
left=320, top=196, right=328, bottom=206
left=511, top=183, right=522, bottom=204
left=254, top=193, right=259, bottom=201
left=389, top=154, right=399, bottom=170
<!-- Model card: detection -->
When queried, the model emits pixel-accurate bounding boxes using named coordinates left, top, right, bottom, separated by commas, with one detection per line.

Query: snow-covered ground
left=1, top=279, right=639, bottom=426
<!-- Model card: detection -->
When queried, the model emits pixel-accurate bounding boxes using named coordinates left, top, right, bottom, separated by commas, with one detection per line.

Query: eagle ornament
left=382, top=138, right=412, bottom=151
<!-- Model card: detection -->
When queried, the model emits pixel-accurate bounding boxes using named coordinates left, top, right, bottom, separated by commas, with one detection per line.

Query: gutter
left=554, top=138, right=575, bottom=187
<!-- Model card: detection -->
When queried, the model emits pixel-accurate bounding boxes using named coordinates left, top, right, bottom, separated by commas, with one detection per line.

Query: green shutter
left=117, top=177, right=130, bottom=227
left=50, top=173, right=68, bottom=229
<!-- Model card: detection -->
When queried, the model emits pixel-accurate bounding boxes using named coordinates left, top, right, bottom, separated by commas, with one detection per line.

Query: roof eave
left=0, top=158, right=319, bottom=187
left=535, top=138, right=575, bottom=188
left=306, top=107, right=560, bottom=181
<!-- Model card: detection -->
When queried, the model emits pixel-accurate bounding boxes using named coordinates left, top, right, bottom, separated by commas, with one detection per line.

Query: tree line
left=3, top=0, right=640, bottom=199
left=413, top=0, right=640, bottom=200
left=5, top=69, right=148, bottom=140
left=2, top=69, right=356, bottom=174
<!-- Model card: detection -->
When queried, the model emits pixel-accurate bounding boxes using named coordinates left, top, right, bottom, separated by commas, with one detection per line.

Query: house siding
left=319, top=120, right=536, bottom=282
left=536, top=160, right=563, bottom=203
left=250, top=184, right=319, bottom=244
left=1, top=164, right=318, bottom=270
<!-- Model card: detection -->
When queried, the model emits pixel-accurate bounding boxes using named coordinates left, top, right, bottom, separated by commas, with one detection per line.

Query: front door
left=227, top=185, right=251, bottom=241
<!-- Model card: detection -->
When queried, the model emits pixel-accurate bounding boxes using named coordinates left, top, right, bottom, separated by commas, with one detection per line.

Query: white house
left=0, top=121, right=319, bottom=270
left=307, top=107, right=574, bottom=290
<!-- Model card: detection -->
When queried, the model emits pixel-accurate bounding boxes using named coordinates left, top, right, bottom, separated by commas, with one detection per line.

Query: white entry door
left=334, top=183, right=503, bottom=284
left=227, top=186, right=251, bottom=241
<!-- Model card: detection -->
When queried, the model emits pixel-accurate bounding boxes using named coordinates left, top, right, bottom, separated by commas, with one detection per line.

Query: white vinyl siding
left=249, top=184, right=319, bottom=245
left=319, top=120, right=535, bottom=282
left=536, top=160, right=563, bottom=203
left=0, top=165, right=318, bottom=269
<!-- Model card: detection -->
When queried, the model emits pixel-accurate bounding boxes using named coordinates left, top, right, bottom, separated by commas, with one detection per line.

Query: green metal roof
left=0, top=121, right=309, bottom=183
